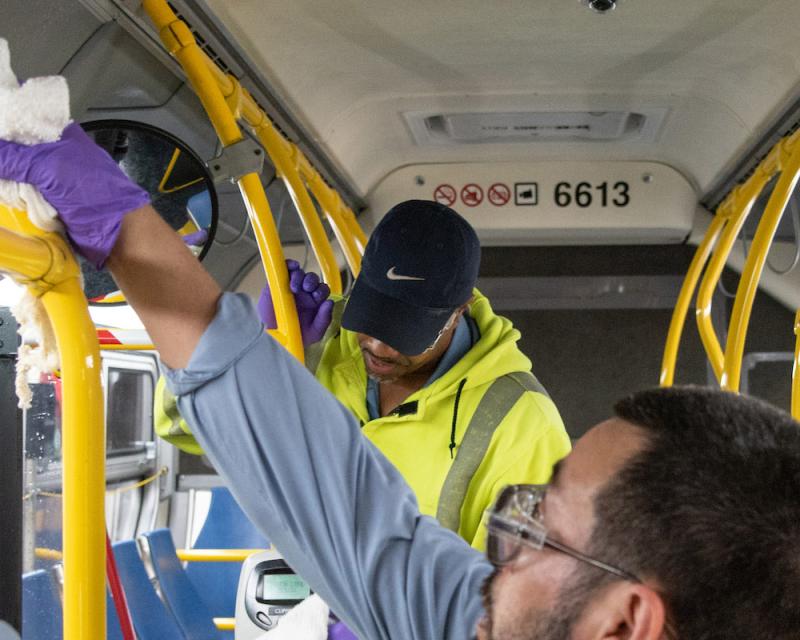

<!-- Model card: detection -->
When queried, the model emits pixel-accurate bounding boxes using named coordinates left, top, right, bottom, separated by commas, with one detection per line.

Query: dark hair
left=590, top=386, right=800, bottom=639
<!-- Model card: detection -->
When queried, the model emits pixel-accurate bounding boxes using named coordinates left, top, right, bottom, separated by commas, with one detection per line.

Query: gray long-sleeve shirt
left=163, top=293, right=491, bottom=640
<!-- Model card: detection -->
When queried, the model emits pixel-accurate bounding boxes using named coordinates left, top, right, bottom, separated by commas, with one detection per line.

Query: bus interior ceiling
left=5, top=0, right=800, bottom=559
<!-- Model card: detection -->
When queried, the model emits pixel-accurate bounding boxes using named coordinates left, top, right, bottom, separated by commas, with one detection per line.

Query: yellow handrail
left=660, top=213, right=726, bottom=386
left=253, top=116, right=343, bottom=294
left=722, top=130, right=800, bottom=391
left=297, top=154, right=363, bottom=276
left=143, top=0, right=304, bottom=361
left=214, top=617, right=235, bottom=630
left=143, top=0, right=366, bottom=298
left=793, top=310, right=800, bottom=420
left=0, top=206, right=105, bottom=640
left=695, top=162, right=776, bottom=382
left=176, top=548, right=265, bottom=562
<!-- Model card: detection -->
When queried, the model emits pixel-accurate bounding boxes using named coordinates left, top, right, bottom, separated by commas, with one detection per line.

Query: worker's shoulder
left=488, top=372, right=565, bottom=433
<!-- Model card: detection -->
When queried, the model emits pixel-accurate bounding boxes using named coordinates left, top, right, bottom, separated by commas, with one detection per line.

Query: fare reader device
left=234, top=549, right=311, bottom=638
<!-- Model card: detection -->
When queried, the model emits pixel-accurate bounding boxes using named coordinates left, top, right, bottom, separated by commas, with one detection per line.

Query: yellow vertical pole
left=0, top=209, right=105, bottom=640
left=42, top=278, right=105, bottom=640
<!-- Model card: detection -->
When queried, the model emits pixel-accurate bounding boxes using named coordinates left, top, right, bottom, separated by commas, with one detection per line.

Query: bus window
left=105, top=368, right=153, bottom=456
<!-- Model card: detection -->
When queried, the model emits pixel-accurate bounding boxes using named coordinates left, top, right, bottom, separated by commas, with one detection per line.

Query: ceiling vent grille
left=405, top=109, right=667, bottom=145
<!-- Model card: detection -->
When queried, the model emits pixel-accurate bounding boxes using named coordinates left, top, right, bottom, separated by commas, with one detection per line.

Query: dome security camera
left=582, top=0, right=618, bottom=14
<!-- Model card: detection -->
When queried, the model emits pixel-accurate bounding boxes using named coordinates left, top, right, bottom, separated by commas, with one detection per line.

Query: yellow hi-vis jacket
left=155, top=290, right=570, bottom=549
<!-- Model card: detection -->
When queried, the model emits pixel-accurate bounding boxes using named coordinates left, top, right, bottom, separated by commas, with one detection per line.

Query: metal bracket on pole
left=206, top=138, right=266, bottom=184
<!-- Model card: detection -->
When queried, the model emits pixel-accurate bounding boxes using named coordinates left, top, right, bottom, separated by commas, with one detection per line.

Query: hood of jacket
left=317, top=289, right=533, bottom=422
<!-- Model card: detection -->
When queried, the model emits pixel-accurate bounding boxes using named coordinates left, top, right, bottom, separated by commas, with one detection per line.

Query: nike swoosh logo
left=386, top=266, right=425, bottom=281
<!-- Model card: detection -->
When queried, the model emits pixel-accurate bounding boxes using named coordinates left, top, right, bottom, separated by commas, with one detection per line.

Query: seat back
left=21, top=570, right=62, bottom=640
left=111, top=539, right=186, bottom=640
left=106, top=590, right=124, bottom=640
left=184, top=488, right=268, bottom=619
left=142, top=529, right=222, bottom=640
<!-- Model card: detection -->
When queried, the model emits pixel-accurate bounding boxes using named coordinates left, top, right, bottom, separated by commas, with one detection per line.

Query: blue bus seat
left=111, top=539, right=186, bottom=640
left=22, top=567, right=131, bottom=640
left=142, top=529, right=222, bottom=640
left=22, top=570, right=62, bottom=640
left=106, top=589, right=124, bottom=640
left=184, top=487, right=268, bottom=623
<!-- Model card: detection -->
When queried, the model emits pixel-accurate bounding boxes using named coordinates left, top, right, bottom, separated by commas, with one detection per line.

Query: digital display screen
left=257, top=572, right=310, bottom=603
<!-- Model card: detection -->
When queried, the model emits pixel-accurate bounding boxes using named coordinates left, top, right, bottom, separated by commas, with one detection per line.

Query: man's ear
left=574, top=582, right=668, bottom=640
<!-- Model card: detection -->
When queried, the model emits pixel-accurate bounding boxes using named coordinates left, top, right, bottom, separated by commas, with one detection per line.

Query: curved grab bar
left=0, top=205, right=105, bottom=640
left=660, top=214, right=726, bottom=386
left=722, top=131, right=800, bottom=391
left=143, top=0, right=304, bottom=361
left=143, top=0, right=367, bottom=299
left=175, top=548, right=265, bottom=562
left=662, top=129, right=800, bottom=389
left=695, top=167, right=775, bottom=382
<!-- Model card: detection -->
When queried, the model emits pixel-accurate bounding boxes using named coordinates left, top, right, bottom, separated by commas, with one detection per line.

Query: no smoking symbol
left=433, top=184, right=457, bottom=206
left=461, top=183, right=484, bottom=207
left=488, top=183, right=511, bottom=207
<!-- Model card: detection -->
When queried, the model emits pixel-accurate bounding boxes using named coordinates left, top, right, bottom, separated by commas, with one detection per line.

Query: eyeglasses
left=484, top=484, right=639, bottom=582
left=416, top=310, right=460, bottom=355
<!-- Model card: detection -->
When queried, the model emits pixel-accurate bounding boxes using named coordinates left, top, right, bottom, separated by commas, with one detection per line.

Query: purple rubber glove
left=327, top=622, right=358, bottom=640
left=0, top=122, right=150, bottom=269
left=181, top=228, right=208, bottom=246
left=257, top=259, right=334, bottom=346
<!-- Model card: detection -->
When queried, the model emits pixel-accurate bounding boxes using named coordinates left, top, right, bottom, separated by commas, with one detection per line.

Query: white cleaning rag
left=256, top=594, right=330, bottom=640
left=0, top=38, right=72, bottom=408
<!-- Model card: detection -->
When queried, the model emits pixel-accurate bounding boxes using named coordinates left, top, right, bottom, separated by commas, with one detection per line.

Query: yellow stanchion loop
left=142, top=0, right=304, bottom=361
left=0, top=205, right=106, bottom=640
left=660, top=213, right=726, bottom=386
left=143, top=0, right=365, bottom=297
left=298, top=156, right=362, bottom=278
left=255, top=123, right=342, bottom=294
left=695, top=172, right=773, bottom=382
left=793, top=310, right=800, bottom=420
left=722, top=130, right=800, bottom=391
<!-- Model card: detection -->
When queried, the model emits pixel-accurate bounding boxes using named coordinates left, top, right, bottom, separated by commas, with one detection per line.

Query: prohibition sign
left=433, top=184, right=457, bottom=206
left=461, top=183, right=484, bottom=207
left=488, top=182, right=511, bottom=206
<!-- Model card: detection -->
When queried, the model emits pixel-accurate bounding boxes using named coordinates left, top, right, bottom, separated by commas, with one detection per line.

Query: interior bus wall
left=480, top=245, right=794, bottom=439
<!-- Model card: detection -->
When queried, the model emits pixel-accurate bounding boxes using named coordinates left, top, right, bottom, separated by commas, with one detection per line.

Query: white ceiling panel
left=203, top=0, right=800, bottom=198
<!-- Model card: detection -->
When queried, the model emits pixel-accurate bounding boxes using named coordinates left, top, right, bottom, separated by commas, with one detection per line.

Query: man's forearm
left=106, top=205, right=222, bottom=369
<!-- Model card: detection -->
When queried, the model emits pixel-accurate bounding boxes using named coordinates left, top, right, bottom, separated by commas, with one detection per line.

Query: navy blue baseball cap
left=341, top=200, right=481, bottom=354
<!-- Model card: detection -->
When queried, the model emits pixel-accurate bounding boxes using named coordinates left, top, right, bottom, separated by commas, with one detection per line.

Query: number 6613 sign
left=553, top=181, right=630, bottom=208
